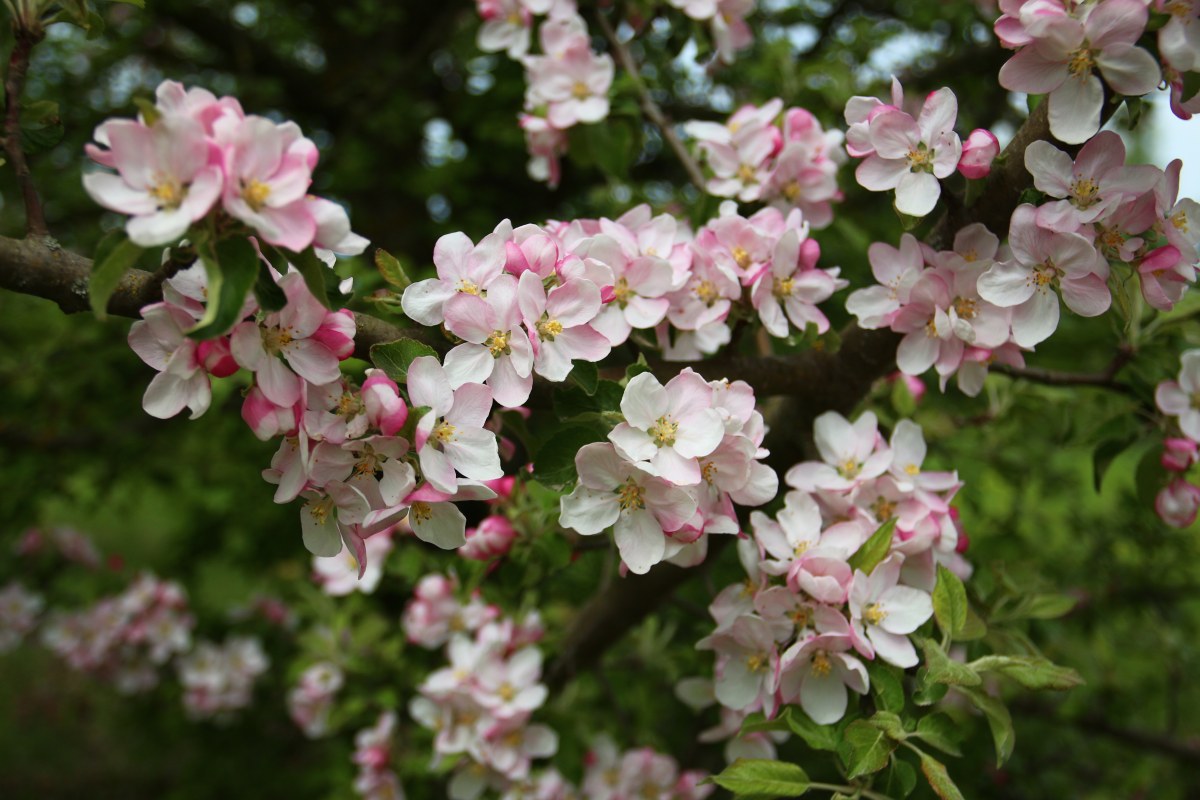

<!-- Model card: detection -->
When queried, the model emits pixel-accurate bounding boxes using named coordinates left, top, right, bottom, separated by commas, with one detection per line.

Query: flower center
left=336, top=392, right=362, bottom=418
left=486, top=330, right=511, bottom=358
left=456, top=279, right=481, bottom=296
left=837, top=458, right=860, bottom=479
left=1067, top=47, right=1095, bottom=78
left=1171, top=209, right=1189, bottom=233
left=793, top=540, right=809, bottom=558
left=1032, top=262, right=1059, bottom=288
left=810, top=650, right=832, bottom=677
left=649, top=415, right=679, bottom=447
left=571, top=81, right=590, bottom=100
left=497, top=682, right=517, bottom=702
left=924, top=315, right=941, bottom=338
left=701, top=460, right=718, bottom=485
left=870, top=496, right=896, bottom=521
left=433, top=420, right=457, bottom=444
left=864, top=602, right=888, bottom=626
left=737, top=163, right=757, bottom=183
left=612, top=276, right=633, bottom=306
left=772, top=276, right=795, bottom=300
left=410, top=502, right=433, bottom=523
left=150, top=178, right=185, bottom=210
left=731, top=246, right=752, bottom=271
left=745, top=652, right=769, bottom=673
left=906, top=143, right=934, bottom=173
left=307, top=495, right=334, bottom=525
left=694, top=279, right=720, bottom=305
left=790, top=607, right=810, bottom=628
left=261, top=325, right=294, bottom=355
left=1070, top=177, right=1101, bottom=208
left=953, top=296, right=977, bottom=319
left=616, top=477, right=646, bottom=511
left=536, top=318, right=564, bottom=341
left=783, top=181, right=802, bottom=201
left=242, top=178, right=271, bottom=212
left=354, top=444, right=382, bottom=476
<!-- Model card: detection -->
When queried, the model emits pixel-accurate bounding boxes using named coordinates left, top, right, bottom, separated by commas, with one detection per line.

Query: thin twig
left=993, top=346, right=1136, bottom=396
left=3, top=24, right=47, bottom=236
left=593, top=10, right=708, bottom=192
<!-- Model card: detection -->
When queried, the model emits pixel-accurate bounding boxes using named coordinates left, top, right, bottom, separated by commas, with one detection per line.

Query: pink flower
left=313, top=531, right=394, bottom=595
left=83, top=116, right=223, bottom=246
left=462, top=514, right=518, bottom=561
left=443, top=274, right=536, bottom=408
left=230, top=273, right=346, bottom=406
left=845, top=232, right=927, bottom=328
left=608, top=371, right=725, bottom=486
left=957, top=128, right=999, bottom=179
left=977, top=204, right=1109, bottom=347
left=217, top=115, right=319, bottom=251
left=128, top=302, right=213, bottom=419
left=1156, top=0, right=1200, bottom=73
left=241, top=385, right=301, bottom=440
left=519, top=114, right=568, bottom=187
left=516, top=271, right=610, bottom=381
left=997, top=0, right=1160, bottom=144
left=784, top=411, right=892, bottom=493
left=1162, top=437, right=1199, bottom=472
left=855, top=88, right=962, bottom=217
left=524, top=41, right=613, bottom=129
left=559, top=443, right=698, bottom=574
left=1156, top=350, right=1200, bottom=441
left=1156, top=478, right=1200, bottom=528
left=698, top=615, right=780, bottom=713
left=361, top=369, right=409, bottom=436
left=848, top=555, right=933, bottom=668
left=408, top=356, right=503, bottom=495
left=750, top=226, right=839, bottom=338
left=778, top=627, right=869, bottom=724
left=401, top=228, right=506, bottom=326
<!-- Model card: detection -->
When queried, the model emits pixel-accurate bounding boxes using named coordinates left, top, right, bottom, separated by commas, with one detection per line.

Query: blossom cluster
left=994, top=0, right=1191, bottom=140
left=84, top=80, right=367, bottom=254
left=665, top=0, right=757, bottom=63
left=14, top=525, right=103, bottom=569
left=560, top=369, right=777, bottom=574
left=404, top=576, right=554, bottom=799
left=352, top=711, right=407, bottom=800
left=848, top=133, right=1200, bottom=394
left=846, top=78, right=998, bottom=217
left=685, top=98, right=846, bottom=225
left=688, top=412, right=963, bottom=728
left=177, top=636, right=270, bottom=720
left=0, top=581, right=43, bottom=653
left=578, top=735, right=713, bottom=800
left=288, top=661, right=346, bottom=738
left=402, top=572, right=501, bottom=650
left=404, top=205, right=845, bottom=377
left=1155, top=349, right=1200, bottom=527
left=40, top=572, right=194, bottom=693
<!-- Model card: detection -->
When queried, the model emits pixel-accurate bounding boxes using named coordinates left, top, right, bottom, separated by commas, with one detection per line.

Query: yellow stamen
left=150, top=178, right=185, bottom=210
left=838, top=458, right=860, bottom=479
left=701, top=460, right=718, bottom=485
left=746, top=653, right=768, bottom=673
left=410, top=502, right=433, bottom=523
left=612, top=276, right=633, bottom=305
left=616, top=477, right=646, bottom=511
left=953, top=296, right=978, bottom=319
left=772, top=276, right=795, bottom=300
left=433, top=421, right=457, bottom=444
left=694, top=279, right=720, bottom=305
left=811, top=650, right=832, bottom=677
left=456, top=279, right=481, bottom=296
left=1067, top=47, right=1095, bottom=77
left=537, top=318, right=564, bottom=340
left=649, top=415, right=679, bottom=447
left=242, top=178, right=271, bottom=212
left=486, top=330, right=510, bottom=358
left=737, top=163, right=757, bottom=183
left=731, top=246, right=752, bottom=271
left=571, top=81, right=590, bottom=100
left=1070, top=177, right=1100, bottom=208
left=864, top=602, right=888, bottom=626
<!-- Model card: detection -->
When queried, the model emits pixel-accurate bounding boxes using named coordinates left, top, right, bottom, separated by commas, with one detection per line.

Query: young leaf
left=785, top=706, right=840, bottom=752
left=866, top=661, right=905, bottom=713
left=917, top=752, right=966, bottom=800
left=968, top=655, right=1084, bottom=691
left=254, top=260, right=288, bottom=312
left=883, top=757, right=918, bottom=799
left=840, top=719, right=897, bottom=779
left=847, top=518, right=897, bottom=574
left=190, top=237, right=259, bottom=340
left=865, top=710, right=907, bottom=740
left=932, top=564, right=968, bottom=639
left=370, top=338, right=438, bottom=382
left=375, top=248, right=411, bottom=289
left=707, top=759, right=811, bottom=799
left=1010, top=592, right=1077, bottom=620
left=533, top=423, right=608, bottom=488
left=958, top=686, right=1015, bottom=766
left=918, top=638, right=981, bottom=687
left=914, top=713, right=963, bottom=757
left=570, top=361, right=600, bottom=396
left=89, top=232, right=145, bottom=320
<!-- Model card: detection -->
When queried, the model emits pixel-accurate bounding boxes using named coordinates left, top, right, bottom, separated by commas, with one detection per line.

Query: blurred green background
left=1, top=0, right=1198, bottom=797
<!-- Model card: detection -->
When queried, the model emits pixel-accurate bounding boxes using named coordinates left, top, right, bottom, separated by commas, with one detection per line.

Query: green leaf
left=370, top=338, right=438, bottom=382
left=958, top=686, right=1015, bottom=766
left=254, top=260, right=288, bottom=312
left=865, top=710, right=907, bottom=740
left=533, top=423, right=607, bottom=488
left=917, top=752, right=965, bottom=800
left=707, top=759, right=810, bottom=799
left=847, top=518, right=897, bottom=575
left=375, top=248, right=411, bottom=290
left=570, top=361, right=600, bottom=395
left=918, top=638, right=981, bottom=687
left=623, top=353, right=652, bottom=382
left=89, top=232, right=145, bottom=320
left=912, top=669, right=949, bottom=706
left=968, top=655, right=1084, bottom=691
left=133, top=97, right=161, bottom=127
left=867, top=661, right=905, bottom=713
left=958, top=605, right=988, bottom=641
left=189, top=237, right=259, bottom=340
left=891, top=375, right=917, bottom=417
left=914, top=713, right=963, bottom=757
left=284, top=246, right=336, bottom=310
left=883, top=757, right=918, bottom=799
left=741, top=709, right=794, bottom=735
left=932, top=564, right=968, bottom=640
left=785, top=706, right=840, bottom=751
left=111, top=0, right=147, bottom=7
left=1010, top=592, right=1077, bottom=620
left=839, top=719, right=897, bottom=779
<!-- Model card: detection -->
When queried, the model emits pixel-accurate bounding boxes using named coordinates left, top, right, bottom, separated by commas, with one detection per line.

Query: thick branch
left=3, top=27, right=47, bottom=236
left=594, top=10, right=708, bottom=192
left=993, top=346, right=1135, bottom=395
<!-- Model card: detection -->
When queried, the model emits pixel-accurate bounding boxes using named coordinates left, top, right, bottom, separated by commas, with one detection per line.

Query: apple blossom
left=1157, top=478, right=1200, bottom=528
left=958, top=128, right=1000, bottom=179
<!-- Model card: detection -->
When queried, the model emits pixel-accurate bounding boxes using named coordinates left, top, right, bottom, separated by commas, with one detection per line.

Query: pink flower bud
left=1156, top=478, right=1200, bottom=528
left=460, top=514, right=517, bottom=561
left=1162, top=437, right=1199, bottom=472
left=242, top=386, right=300, bottom=440
left=482, top=475, right=517, bottom=503
left=361, top=368, right=408, bottom=436
left=958, top=128, right=1000, bottom=179
left=311, top=309, right=356, bottom=361
left=196, top=337, right=239, bottom=378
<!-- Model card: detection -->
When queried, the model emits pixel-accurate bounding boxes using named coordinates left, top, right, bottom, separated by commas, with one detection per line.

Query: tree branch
left=1013, top=699, right=1200, bottom=764
left=992, top=346, right=1136, bottom=395
left=3, top=26, right=47, bottom=236
left=593, top=10, right=708, bottom=192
